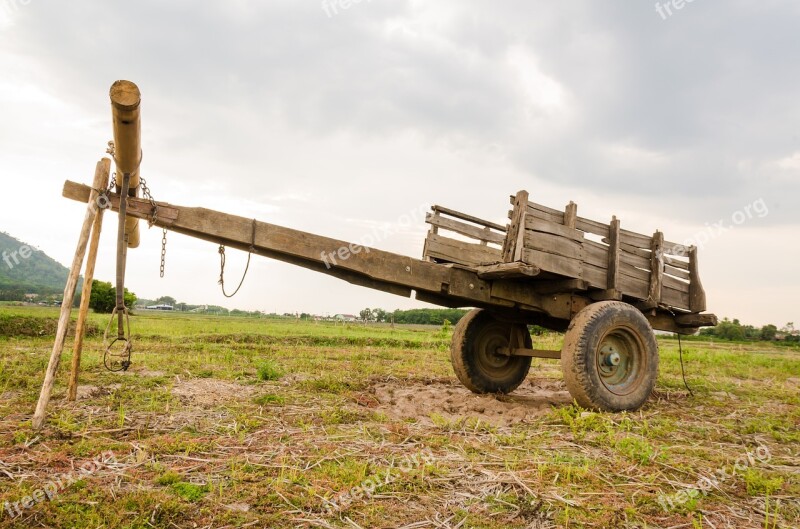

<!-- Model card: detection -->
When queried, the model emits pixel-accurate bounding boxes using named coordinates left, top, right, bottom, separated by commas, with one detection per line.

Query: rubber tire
left=451, top=309, right=532, bottom=394
left=561, top=301, right=659, bottom=412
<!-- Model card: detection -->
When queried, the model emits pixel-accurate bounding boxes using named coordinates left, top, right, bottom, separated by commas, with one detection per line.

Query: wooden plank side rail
left=423, top=205, right=506, bottom=266
left=516, top=197, right=701, bottom=312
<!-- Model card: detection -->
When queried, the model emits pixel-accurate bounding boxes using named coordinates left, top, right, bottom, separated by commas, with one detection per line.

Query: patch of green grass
left=256, top=359, right=283, bottom=381
left=743, top=469, right=784, bottom=496
left=253, top=393, right=286, bottom=405
left=615, top=436, right=655, bottom=464
left=155, top=470, right=183, bottom=486
left=171, top=481, right=210, bottom=502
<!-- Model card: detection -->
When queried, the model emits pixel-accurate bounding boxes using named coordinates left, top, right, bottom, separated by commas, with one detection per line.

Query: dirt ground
left=367, top=378, right=572, bottom=427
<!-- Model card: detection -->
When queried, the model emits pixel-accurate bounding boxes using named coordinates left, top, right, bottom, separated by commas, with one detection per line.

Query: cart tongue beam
left=61, top=179, right=716, bottom=334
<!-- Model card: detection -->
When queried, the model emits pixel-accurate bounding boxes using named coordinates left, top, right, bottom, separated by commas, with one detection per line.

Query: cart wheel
left=451, top=309, right=532, bottom=394
left=561, top=301, right=659, bottom=412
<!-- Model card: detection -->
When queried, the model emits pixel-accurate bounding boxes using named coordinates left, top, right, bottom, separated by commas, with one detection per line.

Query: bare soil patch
left=366, top=377, right=571, bottom=426
left=171, top=378, right=257, bottom=407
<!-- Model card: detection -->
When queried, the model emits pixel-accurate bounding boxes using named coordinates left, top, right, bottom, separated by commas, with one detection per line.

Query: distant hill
left=0, top=231, right=79, bottom=301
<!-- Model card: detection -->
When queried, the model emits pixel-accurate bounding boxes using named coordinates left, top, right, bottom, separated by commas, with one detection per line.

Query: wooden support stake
left=66, top=159, right=111, bottom=401
left=32, top=159, right=110, bottom=429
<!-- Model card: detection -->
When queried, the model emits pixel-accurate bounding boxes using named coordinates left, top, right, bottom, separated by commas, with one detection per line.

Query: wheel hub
left=596, top=329, right=645, bottom=396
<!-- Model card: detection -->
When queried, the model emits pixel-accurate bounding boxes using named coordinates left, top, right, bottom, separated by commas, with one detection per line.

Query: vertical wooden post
left=32, top=159, right=110, bottom=429
left=647, top=230, right=665, bottom=307
left=502, top=190, right=528, bottom=263
left=607, top=216, right=620, bottom=294
left=688, top=245, right=707, bottom=313
left=564, top=201, right=577, bottom=229
left=67, top=159, right=111, bottom=401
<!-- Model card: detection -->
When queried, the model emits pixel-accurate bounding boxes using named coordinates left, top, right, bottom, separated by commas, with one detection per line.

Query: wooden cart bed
left=423, top=190, right=706, bottom=315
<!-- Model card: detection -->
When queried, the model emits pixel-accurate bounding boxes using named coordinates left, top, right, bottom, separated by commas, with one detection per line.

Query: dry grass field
left=0, top=306, right=798, bottom=528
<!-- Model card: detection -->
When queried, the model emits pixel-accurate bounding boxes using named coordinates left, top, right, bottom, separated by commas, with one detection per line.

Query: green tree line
left=699, top=318, right=797, bottom=342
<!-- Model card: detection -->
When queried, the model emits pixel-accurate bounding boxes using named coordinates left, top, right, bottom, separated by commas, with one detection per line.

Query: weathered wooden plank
left=433, top=205, right=506, bottom=232
left=521, top=248, right=609, bottom=289
left=662, top=285, right=690, bottom=311
left=663, top=241, right=689, bottom=256
left=620, top=261, right=651, bottom=282
left=523, top=230, right=584, bottom=260
left=663, top=254, right=690, bottom=271
left=620, top=249, right=651, bottom=271
left=526, top=204, right=564, bottom=224
left=610, top=239, right=652, bottom=259
left=522, top=248, right=582, bottom=279
left=663, top=273, right=690, bottom=294
left=525, top=216, right=584, bottom=242
left=502, top=190, right=528, bottom=262
left=575, top=217, right=609, bottom=238
left=425, top=234, right=502, bottom=267
left=426, top=212, right=505, bottom=245
left=589, top=289, right=623, bottom=301
left=582, top=239, right=610, bottom=269
left=523, top=199, right=566, bottom=222
left=619, top=228, right=654, bottom=250
left=665, top=263, right=691, bottom=280
left=675, top=312, right=717, bottom=327
left=476, top=262, right=540, bottom=279
left=62, top=180, right=180, bottom=223
left=607, top=216, right=620, bottom=292
left=530, top=279, right=588, bottom=294
left=688, top=245, right=707, bottom=313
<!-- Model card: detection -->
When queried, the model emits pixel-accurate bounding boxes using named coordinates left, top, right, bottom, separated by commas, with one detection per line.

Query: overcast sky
left=0, top=1, right=797, bottom=326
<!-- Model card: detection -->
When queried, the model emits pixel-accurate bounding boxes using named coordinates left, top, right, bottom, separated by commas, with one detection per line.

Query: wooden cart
left=63, top=178, right=717, bottom=411
left=47, top=80, right=718, bottom=416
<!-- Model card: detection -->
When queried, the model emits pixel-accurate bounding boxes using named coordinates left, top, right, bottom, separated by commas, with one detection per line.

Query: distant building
left=334, top=314, right=358, bottom=322
left=146, top=304, right=174, bottom=311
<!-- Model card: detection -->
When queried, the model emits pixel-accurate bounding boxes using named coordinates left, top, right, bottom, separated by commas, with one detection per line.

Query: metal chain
left=160, top=228, right=167, bottom=278
left=139, top=176, right=159, bottom=226
left=218, top=219, right=257, bottom=297
left=107, top=172, right=117, bottom=194
left=137, top=175, right=167, bottom=278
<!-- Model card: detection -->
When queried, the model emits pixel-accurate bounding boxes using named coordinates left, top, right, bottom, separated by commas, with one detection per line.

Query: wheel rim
left=473, top=321, right=523, bottom=380
left=595, top=326, right=647, bottom=396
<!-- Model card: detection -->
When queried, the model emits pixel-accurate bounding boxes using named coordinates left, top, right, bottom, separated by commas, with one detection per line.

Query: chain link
left=160, top=228, right=167, bottom=278
left=135, top=175, right=167, bottom=278
left=139, top=176, right=159, bottom=227
left=107, top=172, right=117, bottom=194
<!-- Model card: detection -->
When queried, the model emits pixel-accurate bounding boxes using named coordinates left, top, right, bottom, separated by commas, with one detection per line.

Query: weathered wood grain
left=502, top=190, right=528, bottom=262
left=426, top=212, right=505, bottom=245
left=433, top=205, right=506, bottom=232
left=688, top=245, right=707, bottom=313
left=110, top=80, right=142, bottom=248
left=525, top=216, right=584, bottom=242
